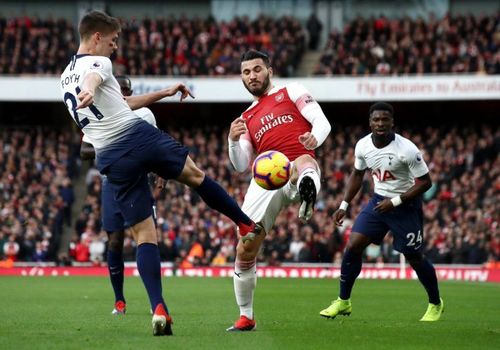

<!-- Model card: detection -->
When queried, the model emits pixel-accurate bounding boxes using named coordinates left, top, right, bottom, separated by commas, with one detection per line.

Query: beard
left=243, top=74, right=271, bottom=97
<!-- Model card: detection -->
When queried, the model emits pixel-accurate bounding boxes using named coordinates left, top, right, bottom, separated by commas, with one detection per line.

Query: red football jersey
left=241, top=86, right=315, bottom=161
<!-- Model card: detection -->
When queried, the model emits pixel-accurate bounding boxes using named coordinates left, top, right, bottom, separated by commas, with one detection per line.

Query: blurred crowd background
left=0, top=2, right=499, bottom=267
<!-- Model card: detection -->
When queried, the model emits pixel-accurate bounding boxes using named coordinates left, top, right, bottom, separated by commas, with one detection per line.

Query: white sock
left=298, top=167, right=321, bottom=195
left=233, top=261, right=257, bottom=319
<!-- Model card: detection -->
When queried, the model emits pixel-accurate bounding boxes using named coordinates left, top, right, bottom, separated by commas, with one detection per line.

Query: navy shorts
left=351, top=193, right=424, bottom=253
left=99, top=122, right=188, bottom=228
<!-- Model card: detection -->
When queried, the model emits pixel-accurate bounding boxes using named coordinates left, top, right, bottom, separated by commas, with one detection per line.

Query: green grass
left=0, top=277, right=499, bottom=350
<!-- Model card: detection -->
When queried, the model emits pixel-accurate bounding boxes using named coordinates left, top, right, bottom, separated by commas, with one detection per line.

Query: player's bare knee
left=291, top=155, right=318, bottom=184
left=345, top=233, right=370, bottom=255
left=128, top=216, right=157, bottom=245
left=404, top=252, right=423, bottom=265
left=178, top=157, right=205, bottom=188
left=107, top=231, right=124, bottom=252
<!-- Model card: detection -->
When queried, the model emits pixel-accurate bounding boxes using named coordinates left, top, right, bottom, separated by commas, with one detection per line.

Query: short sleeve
left=354, top=141, right=367, bottom=170
left=84, top=56, right=113, bottom=82
left=405, top=142, right=429, bottom=178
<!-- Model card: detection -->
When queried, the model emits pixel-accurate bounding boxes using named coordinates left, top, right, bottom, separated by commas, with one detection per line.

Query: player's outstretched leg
left=107, top=231, right=126, bottom=315
left=177, top=157, right=263, bottom=241
left=405, top=253, right=443, bottom=321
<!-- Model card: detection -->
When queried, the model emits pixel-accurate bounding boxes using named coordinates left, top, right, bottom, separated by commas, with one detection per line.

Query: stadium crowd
left=74, top=123, right=499, bottom=267
left=2, top=12, right=499, bottom=77
left=0, top=14, right=305, bottom=77
left=314, top=13, right=500, bottom=76
left=0, top=127, right=79, bottom=263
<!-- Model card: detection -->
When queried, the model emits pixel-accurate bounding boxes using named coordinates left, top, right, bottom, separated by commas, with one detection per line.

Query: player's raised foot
left=226, top=315, right=256, bottom=332
left=238, top=221, right=264, bottom=243
left=298, top=176, right=316, bottom=222
left=152, top=303, right=173, bottom=336
left=111, top=300, right=126, bottom=315
left=420, top=298, right=444, bottom=322
left=319, top=298, right=352, bottom=319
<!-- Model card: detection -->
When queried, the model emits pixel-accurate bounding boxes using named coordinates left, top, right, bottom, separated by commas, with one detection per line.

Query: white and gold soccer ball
left=252, top=150, right=291, bottom=190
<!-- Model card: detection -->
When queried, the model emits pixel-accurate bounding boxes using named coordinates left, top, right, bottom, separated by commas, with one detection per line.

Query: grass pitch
left=0, top=276, right=498, bottom=350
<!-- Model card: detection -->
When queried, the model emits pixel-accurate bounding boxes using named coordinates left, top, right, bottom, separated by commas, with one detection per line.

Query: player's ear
left=268, top=66, right=273, bottom=78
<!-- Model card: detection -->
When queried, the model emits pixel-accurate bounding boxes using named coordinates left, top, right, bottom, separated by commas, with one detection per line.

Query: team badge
left=275, top=92, right=284, bottom=102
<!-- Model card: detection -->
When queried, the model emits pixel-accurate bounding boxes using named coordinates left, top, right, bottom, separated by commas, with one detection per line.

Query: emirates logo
left=275, top=92, right=284, bottom=102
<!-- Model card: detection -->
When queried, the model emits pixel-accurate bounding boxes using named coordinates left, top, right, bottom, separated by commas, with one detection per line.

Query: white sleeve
left=354, top=141, right=367, bottom=170
left=82, top=134, right=91, bottom=143
left=84, top=56, right=113, bottom=83
left=405, top=142, right=429, bottom=178
left=228, top=137, right=253, bottom=172
left=135, top=107, right=157, bottom=128
left=286, top=83, right=331, bottom=148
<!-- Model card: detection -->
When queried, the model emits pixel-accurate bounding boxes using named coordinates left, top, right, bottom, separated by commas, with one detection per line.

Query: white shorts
left=242, top=179, right=300, bottom=233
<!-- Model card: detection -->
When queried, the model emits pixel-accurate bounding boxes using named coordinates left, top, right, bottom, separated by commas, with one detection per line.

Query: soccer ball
left=252, top=150, right=291, bottom=190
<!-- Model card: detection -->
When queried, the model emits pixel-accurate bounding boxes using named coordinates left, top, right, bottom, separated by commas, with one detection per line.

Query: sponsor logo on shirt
left=254, top=112, right=294, bottom=142
left=91, top=61, right=103, bottom=70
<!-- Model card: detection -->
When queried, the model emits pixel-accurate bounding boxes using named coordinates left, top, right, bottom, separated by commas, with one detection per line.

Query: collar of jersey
left=74, top=54, right=90, bottom=59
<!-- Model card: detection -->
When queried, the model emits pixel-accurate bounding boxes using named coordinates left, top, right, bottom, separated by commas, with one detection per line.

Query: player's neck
left=254, top=84, right=275, bottom=100
left=77, top=43, right=96, bottom=56
left=371, top=132, right=395, bottom=148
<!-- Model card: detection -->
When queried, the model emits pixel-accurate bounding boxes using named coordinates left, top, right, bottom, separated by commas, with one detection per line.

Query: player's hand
left=165, top=83, right=194, bottom=101
left=229, top=117, right=247, bottom=142
left=374, top=199, right=394, bottom=213
left=333, top=209, right=346, bottom=226
left=298, top=132, right=318, bottom=150
left=155, top=176, right=167, bottom=189
left=76, top=89, right=94, bottom=109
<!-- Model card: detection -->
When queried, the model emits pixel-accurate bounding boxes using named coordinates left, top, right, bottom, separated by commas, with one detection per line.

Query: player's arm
left=334, top=168, right=365, bottom=226
left=288, top=83, right=331, bottom=150
left=228, top=117, right=254, bottom=172
left=375, top=145, right=432, bottom=213
left=80, top=141, right=96, bottom=160
left=374, top=172, right=432, bottom=213
left=334, top=140, right=366, bottom=226
left=76, top=72, right=103, bottom=109
left=125, top=83, right=194, bottom=110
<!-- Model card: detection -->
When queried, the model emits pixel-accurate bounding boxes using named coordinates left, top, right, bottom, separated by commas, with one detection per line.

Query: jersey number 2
left=64, top=87, right=104, bottom=129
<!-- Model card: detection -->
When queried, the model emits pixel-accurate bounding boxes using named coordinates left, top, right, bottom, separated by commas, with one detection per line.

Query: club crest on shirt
left=275, top=92, right=284, bottom=102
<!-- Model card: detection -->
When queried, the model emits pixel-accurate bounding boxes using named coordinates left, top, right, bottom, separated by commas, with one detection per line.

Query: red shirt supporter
left=242, top=86, right=315, bottom=161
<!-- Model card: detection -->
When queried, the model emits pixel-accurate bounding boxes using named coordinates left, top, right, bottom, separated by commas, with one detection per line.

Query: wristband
left=339, top=201, right=349, bottom=211
left=390, top=195, right=403, bottom=207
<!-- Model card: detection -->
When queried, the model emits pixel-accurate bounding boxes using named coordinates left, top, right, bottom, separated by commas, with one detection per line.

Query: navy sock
left=107, top=249, right=125, bottom=303
left=136, top=243, right=166, bottom=312
left=195, top=176, right=251, bottom=226
left=412, top=257, right=441, bottom=304
left=339, top=250, right=362, bottom=300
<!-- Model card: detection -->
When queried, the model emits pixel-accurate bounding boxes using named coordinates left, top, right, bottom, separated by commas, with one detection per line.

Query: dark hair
left=369, top=102, right=394, bottom=117
left=79, top=11, right=120, bottom=41
left=241, top=50, right=270, bottom=67
left=115, top=75, right=131, bottom=89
